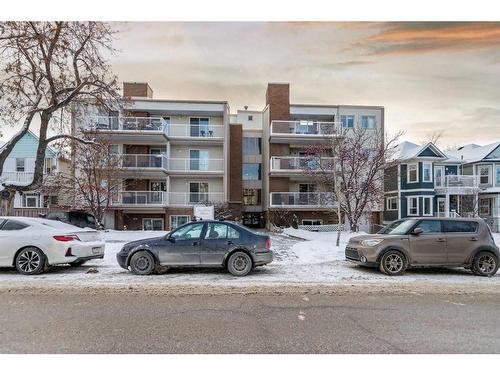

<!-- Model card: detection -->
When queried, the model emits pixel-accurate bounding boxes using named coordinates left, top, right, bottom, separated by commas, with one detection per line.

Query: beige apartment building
left=76, top=81, right=384, bottom=231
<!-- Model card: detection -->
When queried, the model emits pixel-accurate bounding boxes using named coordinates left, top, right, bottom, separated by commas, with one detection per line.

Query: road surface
left=0, top=288, right=499, bottom=353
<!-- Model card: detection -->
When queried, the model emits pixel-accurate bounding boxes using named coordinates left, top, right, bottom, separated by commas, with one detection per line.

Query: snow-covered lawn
left=0, top=229, right=499, bottom=288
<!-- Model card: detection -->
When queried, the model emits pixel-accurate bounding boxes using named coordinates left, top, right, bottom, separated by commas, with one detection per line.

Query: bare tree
left=419, top=130, right=443, bottom=147
left=268, top=207, right=296, bottom=229
left=0, top=21, right=120, bottom=211
left=304, top=126, right=402, bottom=234
left=46, top=136, right=122, bottom=226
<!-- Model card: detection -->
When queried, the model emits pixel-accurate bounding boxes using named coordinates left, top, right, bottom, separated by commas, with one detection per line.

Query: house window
left=44, top=158, right=56, bottom=174
left=478, top=165, right=491, bottom=185
left=386, top=197, right=398, bottom=211
left=242, top=163, right=261, bottom=180
left=407, top=196, right=419, bottom=216
left=423, top=196, right=433, bottom=216
left=248, top=115, right=253, bottom=121
left=243, top=189, right=261, bottom=205
left=479, top=198, right=491, bottom=216
left=108, top=145, right=119, bottom=154
left=42, top=195, right=58, bottom=207
left=361, top=115, right=376, bottom=129
left=21, top=193, right=39, bottom=208
left=189, top=182, right=209, bottom=203
left=340, top=115, right=354, bottom=129
left=190, top=117, right=210, bottom=137
left=422, top=163, right=432, bottom=182
left=189, top=150, right=209, bottom=171
left=407, top=164, right=418, bottom=183
left=170, top=215, right=190, bottom=229
left=242, top=138, right=261, bottom=155
left=302, top=219, right=323, bottom=225
left=143, top=218, right=164, bottom=231
left=496, top=165, right=500, bottom=185
left=16, top=158, right=25, bottom=172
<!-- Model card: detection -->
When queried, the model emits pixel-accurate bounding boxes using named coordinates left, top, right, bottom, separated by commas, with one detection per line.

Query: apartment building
left=0, top=131, right=64, bottom=214
left=383, top=140, right=500, bottom=232
left=79, top=82, right=231, bottom=231
left=262, top=83, right=385, bottom=228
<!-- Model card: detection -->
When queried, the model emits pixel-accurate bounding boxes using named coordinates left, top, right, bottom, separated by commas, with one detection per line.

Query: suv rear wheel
left=380, top=250, right=407, bottom=276
left=472, top=251, right=498, bottom=277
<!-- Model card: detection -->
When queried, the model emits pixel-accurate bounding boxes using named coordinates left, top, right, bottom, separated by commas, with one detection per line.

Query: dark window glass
left=243, top=163, right=261, bottom=180
left=1, top=220, right=29, bottom=231
left=415, top=220, right=442, bottom=233
left=243, top=189, right=261, bottom=205
left=243, top=138, right=261, bottom=155
left=443, top=221, right=478, bottom=233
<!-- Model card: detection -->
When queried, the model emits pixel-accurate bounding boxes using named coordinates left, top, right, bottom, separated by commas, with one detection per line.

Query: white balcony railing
left=120, top=154, right=168, bottom=170
left=270, top=156, right=335, bottom=172
left=114, top=191, right=168, bottom=206
left=270, top=121, right=341, bottom=136
left=0, top=171, right=35, bottom=185
left=270, top=192, right=336, bottom=208
left=435, top=175, right=480, bottom=194
left=169, top=192, right=224, bottom=206
left=168, top=158, right=224, bottom=173
left=85, top=116, right=224, bottom=138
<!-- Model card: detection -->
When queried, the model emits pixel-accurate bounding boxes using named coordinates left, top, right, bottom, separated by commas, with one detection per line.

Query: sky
left=2, top=22, right=500, bottom=148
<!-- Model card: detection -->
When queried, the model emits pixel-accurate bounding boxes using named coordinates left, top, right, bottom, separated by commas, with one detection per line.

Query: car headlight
left=361, top=239, right=384, bottom=247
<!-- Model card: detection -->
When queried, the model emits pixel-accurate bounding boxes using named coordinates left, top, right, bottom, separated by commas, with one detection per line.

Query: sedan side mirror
left=411, top=228, right=423, bottom=235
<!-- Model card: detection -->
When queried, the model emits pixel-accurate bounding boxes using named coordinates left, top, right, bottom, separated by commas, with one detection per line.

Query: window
left=22, top=193, right=39, bottom=208
left=422, top=162, right=432, bottom=182
left=190, top=117, right=210, bottom=137
left=414, top=220, right=442, bottom=233
left=228, top=226, right=241, bottom=239
left=361, top=115, right=376, bottom=129
left=205, top=223, right=228, bottom=239
left=16, top=158, right=25, bottom=172
left=243, top=163, right=261, bottom=180
left=496, top=166, right=500, bottom=185
left=143, top=218, right=164, bottom=231
left=340, top=115, right=354, bottom=129
left=479, top=198, right=491, bottom=216
left=248, top=115, right=253, bottom=121
left=423, top=196, right=433, bottom=216
left=443, top=221, right=478, bottom=233
left=478, top=165, right=491, bottom=185
left=0, top=220, right=29, bottom=231
left=302, top=219, right=323, bottom=225
left=386, top=197, right=398, bottom=211
left=190, top=150, right=209, bottom=171
left=44, top=158, right=56, bottom=174
left=242, top=138, right=261, bottom=155
left=407, top=163, right=418, bottom=183
left=170, top=223, right=204, bottom=240
left=378, top=219, right=419, bottom=235
left=189, top=182, right=209, bottom=203
left=243, top=189, right=261, bottom=205
left=42, top=195, right=58, bottom=207
left=434, top=166, right=444, bottom=187
left=407, top=196, right=419, bottom=216
left=170, top=215, right=190, bottom=229
left=108, top=145, right=119, bottom=154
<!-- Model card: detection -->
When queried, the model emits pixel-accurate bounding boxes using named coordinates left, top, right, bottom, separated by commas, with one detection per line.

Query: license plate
left=92, top=247, right=102, bottom=255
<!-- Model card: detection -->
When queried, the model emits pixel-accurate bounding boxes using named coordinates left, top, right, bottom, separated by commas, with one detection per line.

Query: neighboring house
left=383, top=141, right=500, bottom=232
left=0, top=131, right=61, bottom=212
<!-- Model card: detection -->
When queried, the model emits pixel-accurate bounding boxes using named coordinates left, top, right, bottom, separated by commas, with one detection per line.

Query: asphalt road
left=1, top=290, right=499, bottom=353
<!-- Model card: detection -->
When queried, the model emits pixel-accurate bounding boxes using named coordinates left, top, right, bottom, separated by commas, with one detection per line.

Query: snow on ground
left=0, top=229, right=499, bottom=288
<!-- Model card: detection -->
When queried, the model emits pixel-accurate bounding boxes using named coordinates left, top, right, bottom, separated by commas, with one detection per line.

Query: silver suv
left=346, top=217, right=499, bottom=276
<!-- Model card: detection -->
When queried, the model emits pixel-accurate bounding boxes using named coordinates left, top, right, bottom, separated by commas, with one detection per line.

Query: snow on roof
left=447, top=141, right=500, bottom=163
left=391, top=141, right=449, bottom=161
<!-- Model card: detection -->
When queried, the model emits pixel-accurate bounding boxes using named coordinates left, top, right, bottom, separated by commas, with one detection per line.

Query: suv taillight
left=265, top=238, right=271, bottom=250
left=53, top=235, right=79, bottom=242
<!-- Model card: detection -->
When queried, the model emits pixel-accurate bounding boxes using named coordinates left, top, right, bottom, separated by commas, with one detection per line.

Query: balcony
left=113, top=191, right=168, bottom=208
left=435, top=175, right=480, bottom=195
left=270, top=120, right=341, bottom=144
left=269, top=192, right=336, bottom=209
left=270, top=156, right=335, bottom=175
left=117, top=154, right=169, bottom=178
left=167, top=158, right=224, bottom=175
left=168, top=124, right=224, bottom=144
left=0, top=171, right=35, bottom=185
left=169, top=192, right=224, bottom=207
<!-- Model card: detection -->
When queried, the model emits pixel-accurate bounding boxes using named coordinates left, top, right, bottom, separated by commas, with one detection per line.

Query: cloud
left=354, top=22, right=500, bottom=56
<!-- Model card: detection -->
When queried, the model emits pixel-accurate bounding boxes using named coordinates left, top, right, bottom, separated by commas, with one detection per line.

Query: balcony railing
left=270, top=156, right=335, bottom=172
left=168, top=158, right=224, bottom=173
left=85, top=117, right=224, bottom=138
left=435, top=175, right=479, bottom=193
left=120, top=154, right=168, bottom=170
left=113, top=191, right=168, bottom=206
left=0, top=171, right=35, bottom=185
left=270, top=121, right=341, bottom=136
left=169, top=192, right=224, bottom=206
left=270, top=192, right=336, bottom=208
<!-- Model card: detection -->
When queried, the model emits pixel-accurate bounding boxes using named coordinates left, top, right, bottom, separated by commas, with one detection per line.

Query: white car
left=0, top=216, right=105, bottom=275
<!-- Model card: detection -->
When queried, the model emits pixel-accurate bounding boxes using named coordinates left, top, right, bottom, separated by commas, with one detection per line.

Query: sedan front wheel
left=129, top=251, right=156, bottom=275
left=227, top=251, right=253, bottom=277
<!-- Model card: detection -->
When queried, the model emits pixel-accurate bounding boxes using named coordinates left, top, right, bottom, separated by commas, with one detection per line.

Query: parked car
left=43, top=210, right=98, bottom=229
left=0, top=217, right=105, bottom=275
left=345, top=217, right=499, bottom=276
left=117, top=219, right=273, bottom=276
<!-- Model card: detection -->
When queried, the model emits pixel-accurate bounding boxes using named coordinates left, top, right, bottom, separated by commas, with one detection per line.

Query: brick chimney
left=123, top=82, right=153, bottom=98
left=266, top=83, right=290, bottom=132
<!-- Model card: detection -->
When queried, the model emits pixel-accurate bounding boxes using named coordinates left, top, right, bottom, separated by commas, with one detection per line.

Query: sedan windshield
left=378, top=219, right=418, bottom=235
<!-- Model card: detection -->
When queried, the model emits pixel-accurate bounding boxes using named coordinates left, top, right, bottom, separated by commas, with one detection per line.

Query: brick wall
left=123, top=82, right=153, bottom=98
left=229, top=124, right=242, bottom=204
